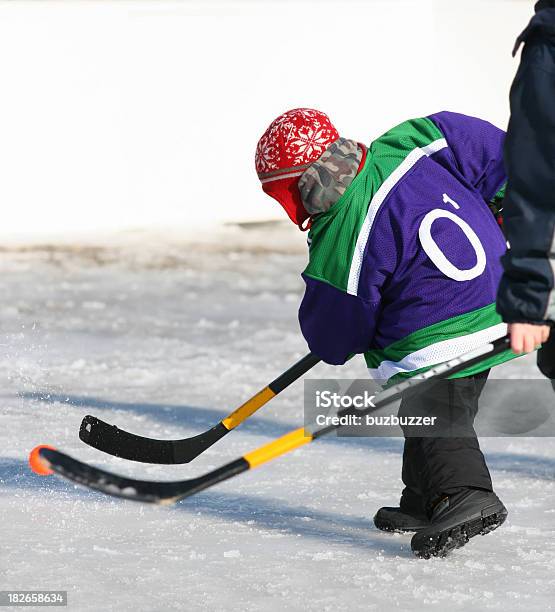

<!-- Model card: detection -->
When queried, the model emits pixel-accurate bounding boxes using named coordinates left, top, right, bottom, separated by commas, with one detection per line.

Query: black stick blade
left=38, top=447, right=249, bottom=505
left=79, top=416, right=229, bottom=464
left=77, top=353, right=320, bottom=465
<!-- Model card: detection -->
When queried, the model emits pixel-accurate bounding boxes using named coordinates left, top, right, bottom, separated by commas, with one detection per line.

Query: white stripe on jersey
left=367, top=322, right=507, bottom=382
left=347, top=138, right=448, bottom=296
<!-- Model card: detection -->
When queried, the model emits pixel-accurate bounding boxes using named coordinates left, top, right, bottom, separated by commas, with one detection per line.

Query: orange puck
left=29, top=445, right=56, bottom=476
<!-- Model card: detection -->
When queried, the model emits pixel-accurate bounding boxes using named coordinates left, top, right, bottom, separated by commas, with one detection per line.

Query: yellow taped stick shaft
left=222, top=387, right=276, bottom=431
left=244, top=427, right=313, bottom=469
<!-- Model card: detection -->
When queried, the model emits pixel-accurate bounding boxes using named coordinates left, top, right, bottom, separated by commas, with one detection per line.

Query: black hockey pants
left=398, top=370, right=492, bottom=515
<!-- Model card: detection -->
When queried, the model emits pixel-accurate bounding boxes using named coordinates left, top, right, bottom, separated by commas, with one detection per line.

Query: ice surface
left=0, top=227, right=553, bottom=611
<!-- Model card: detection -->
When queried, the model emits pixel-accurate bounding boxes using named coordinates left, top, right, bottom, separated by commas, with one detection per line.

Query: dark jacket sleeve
left=497, top=9, right=555, bottom=324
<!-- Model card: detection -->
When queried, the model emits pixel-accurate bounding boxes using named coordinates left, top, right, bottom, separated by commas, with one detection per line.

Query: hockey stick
left=35, top=335, right=511, bottom=505
left=78, top=353, right=321, bottom=464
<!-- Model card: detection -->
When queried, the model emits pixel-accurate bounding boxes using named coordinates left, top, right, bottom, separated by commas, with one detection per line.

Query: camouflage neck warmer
left=298, top=138, right=363, bottom=217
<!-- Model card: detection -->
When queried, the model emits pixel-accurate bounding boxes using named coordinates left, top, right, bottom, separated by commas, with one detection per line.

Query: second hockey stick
left=79, top=352, right=321, bottom=464
left=36, top=335, right=511, bottom=505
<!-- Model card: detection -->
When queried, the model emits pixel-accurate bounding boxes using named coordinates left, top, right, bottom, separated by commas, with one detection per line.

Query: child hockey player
left=255, top=108, right=518, bottom=558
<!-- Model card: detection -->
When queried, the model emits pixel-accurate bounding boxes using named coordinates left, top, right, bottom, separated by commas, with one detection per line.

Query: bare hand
left=508, top=323, right=551, bottom=354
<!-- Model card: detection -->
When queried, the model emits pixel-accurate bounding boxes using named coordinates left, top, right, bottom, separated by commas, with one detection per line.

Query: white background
left=0, top=0, right=533, bottom=236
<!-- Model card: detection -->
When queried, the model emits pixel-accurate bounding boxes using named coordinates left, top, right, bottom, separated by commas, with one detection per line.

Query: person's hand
left=508, top=323, right=551, bottom=354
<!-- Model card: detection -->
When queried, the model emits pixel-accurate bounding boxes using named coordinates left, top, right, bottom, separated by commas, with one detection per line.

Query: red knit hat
left=255, top=108, right=340, bottom=229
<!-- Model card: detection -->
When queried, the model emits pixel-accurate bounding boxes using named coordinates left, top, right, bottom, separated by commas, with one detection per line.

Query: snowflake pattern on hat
left=256, top=108, right=339, bottom=176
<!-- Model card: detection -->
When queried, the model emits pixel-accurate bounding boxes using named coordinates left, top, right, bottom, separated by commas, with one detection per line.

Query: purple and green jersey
left=299, top=111, right=516, bottom=383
